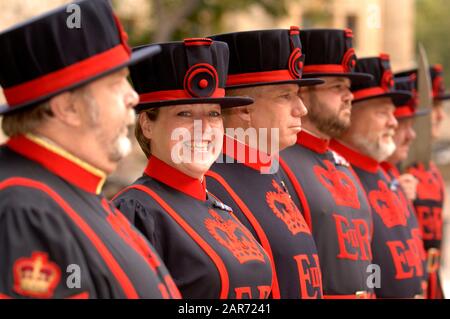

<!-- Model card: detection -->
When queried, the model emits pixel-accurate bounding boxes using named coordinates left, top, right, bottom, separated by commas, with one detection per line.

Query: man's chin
left=377, top=142, right=396, bottom=162
left=111, top=136, right=132, bottom=162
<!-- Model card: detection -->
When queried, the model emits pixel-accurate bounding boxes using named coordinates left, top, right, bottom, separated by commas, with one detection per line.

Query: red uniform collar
left=144, top=156, right=207, bottom=202
left=296, top=130, right=329, bottom=154
left=222, top=134, right=273, bottom=172
left=329, top=139, right=379, bottom=173
left=6, top=134, right=106, bottom=194
left=381, top=161, right=401, bottom=178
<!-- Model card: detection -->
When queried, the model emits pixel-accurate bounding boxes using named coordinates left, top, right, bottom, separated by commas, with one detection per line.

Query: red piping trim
left=353, top=87, right=388, bottom=101
left=394, top=106, right=414, bottom=118
left=303, top=65, right=348, bottom=74
left=277, top=156, right=313, bottom=231
left=66, top=292, right=90, bottom=299
left=0, top=178, right=139, bottom=299
left=226, top=70, right=295, bottom=86
left=205, top=170, right=281, bottom=299
left=4, top=45, right=130, bottom=107
left=122, top=184, right=230, bottom=299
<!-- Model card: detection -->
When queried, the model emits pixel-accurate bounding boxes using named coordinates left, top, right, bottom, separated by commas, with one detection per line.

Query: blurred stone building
left=0, top=0, right=417, bottom=143
left=224, top=0, right=415, bottom=70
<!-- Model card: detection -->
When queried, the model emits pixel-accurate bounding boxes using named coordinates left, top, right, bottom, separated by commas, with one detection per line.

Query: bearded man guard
left=279, top=29, right=376, bottom=299
left=0, top=0, right=180, bottom=299
left=395, top=65, right=450, bottom=299
left=330, top=54, right=427, bottom=298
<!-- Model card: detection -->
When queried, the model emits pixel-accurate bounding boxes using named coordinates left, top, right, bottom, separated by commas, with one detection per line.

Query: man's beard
left=351, top=131, right=397, bottom=162
left=107, top=129, right=133, bottom=162
left=307, top=93, right=351, bottom=138
left=84, top=92, right=134, bottom=163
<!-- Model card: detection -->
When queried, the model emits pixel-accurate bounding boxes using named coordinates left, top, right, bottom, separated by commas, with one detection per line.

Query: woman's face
left=141, top=103, right=224, bottom=179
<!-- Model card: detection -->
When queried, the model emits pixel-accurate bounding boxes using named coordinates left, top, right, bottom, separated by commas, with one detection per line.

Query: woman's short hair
left=135, top=108, right=160, bottom=158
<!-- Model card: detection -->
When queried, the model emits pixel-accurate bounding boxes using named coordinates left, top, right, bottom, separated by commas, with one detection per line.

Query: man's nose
left=294, top=96, right=308, bottom=117
left=126, top=86, right=139, bottom=109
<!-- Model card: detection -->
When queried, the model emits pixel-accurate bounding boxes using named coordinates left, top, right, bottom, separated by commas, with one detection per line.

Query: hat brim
left=435, top=93, right=450, bottom=101
left=225, top=78, right=324, bottom=90
left=353, top=90, right=412, bottom=106
left=302, top=72, right=374, bottom=85
left=414, top=108, right=432, bottom=117
left=396, top=108, right=431, bottom=120
left=0, top=45, right=162, bottom=115
left=135, top=96, right=255, bottom=113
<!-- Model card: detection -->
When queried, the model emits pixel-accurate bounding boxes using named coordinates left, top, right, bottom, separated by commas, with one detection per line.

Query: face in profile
left=389, top=117, right=416, bottom=163
left=73, top=68, right=139, bottom=173
left=301, top=76, right=354, bottom=138
left=343, top=97, right=398, bottom=162
left=246, top=83, right=307, bottom=153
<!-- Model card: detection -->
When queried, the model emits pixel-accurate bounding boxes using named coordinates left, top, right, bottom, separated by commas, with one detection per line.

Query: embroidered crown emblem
left=314, top=160, right=361, bottom=209
left=13, top=252, right=61, bottom=298
left=410, top=166, right=442, bottom=201
left=266, top=179, right=310, bottom=235
left=204, top=209, right=266, bottom=264
left=369, top=181, right=407, bottom=228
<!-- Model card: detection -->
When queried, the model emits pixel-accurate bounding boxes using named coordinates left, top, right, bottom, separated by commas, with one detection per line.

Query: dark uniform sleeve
left=0, top=188, right=95, bottom=299
left=113, top=193, right=164, bottom=259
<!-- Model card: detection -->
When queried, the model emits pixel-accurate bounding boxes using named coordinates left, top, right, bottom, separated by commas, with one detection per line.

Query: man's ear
left=139, top=112, right=153, bottom=140
left=48, top=91, right=83, bottom=127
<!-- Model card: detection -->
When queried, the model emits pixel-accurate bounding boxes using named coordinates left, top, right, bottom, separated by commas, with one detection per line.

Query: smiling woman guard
left=113, top=38, right=273, bottom=299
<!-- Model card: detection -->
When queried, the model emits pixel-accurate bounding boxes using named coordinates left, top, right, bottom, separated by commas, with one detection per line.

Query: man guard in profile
left=0, top=0, right=180, bottom=299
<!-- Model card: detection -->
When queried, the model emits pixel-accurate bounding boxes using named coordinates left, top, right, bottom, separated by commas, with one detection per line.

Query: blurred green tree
left=416, top=0, right=450, bottom=85
left=119, top=0, right=295, bottom=45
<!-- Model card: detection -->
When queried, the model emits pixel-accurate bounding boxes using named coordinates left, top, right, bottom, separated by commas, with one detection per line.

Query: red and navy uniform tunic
left=331, top=140, right=427, bottom=298
left=279, top=131, right=374, bottom=299
left=205, top=135, right=323, bottom=299
left=381, top=162, right=428, bottom=293
left=113, top=156, right=273, bottom=299
left=0, top=135, right=179, bottom=299
left=407, top=162, right=445, bottom=298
